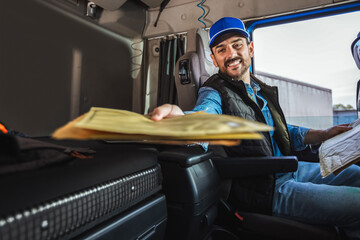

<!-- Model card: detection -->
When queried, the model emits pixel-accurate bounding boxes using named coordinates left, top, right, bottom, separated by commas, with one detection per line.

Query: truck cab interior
left=1, top=0, right=360, bottom=239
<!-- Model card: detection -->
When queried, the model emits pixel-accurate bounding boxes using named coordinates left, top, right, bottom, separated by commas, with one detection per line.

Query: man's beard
left=221, top=60, right=249, bottom=81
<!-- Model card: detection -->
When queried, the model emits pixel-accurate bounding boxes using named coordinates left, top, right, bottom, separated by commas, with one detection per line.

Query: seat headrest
left=352, top=32, right=360, bottom=70
left=196, top=29, right=219, bottom=85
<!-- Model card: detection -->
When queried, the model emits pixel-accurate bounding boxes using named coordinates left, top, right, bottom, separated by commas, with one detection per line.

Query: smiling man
left=209, top=35, right=253, bottom=83
left=150, top=17, right=360, bottom=239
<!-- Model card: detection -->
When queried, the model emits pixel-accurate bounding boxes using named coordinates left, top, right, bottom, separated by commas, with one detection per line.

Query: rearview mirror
left=357, top=80, right=360, bottom=119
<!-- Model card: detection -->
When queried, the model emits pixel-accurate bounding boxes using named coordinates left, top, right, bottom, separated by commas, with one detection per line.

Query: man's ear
left=210, top=54, right=219, bottom=67
left=249, top=41, right=254, bottom=58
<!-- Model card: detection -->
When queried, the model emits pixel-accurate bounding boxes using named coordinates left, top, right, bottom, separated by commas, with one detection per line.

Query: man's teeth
left=228, top=60, right=241, bottom=66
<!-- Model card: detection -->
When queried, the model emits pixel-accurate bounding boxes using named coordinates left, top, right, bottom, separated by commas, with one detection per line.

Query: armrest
left=211, top=156, right=298, bottom=178
left=294, top=144, right=320, bottom=162
left=158, top=146, right=213, bottom=167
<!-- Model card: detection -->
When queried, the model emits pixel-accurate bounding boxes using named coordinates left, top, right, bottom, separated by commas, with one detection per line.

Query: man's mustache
left=225, top=57, right=242, bottom=66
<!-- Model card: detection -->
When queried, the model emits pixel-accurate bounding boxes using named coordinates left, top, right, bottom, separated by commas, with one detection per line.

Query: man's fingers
left=151, top=111, right=165, bottom=121
left=150, top=107, right=167, bottom=121
left=324, top=124, right=353, bottom=140
left=150, top=104, right=179, bottom=121
left=335, top=125, right=352, bottom=132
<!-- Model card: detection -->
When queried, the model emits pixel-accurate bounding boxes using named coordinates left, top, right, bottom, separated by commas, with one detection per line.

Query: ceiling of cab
left=140, top=0, right=164, bottom=8
left=92, top=0, right=163, bottom=9
left=92, top=0, right=127, bottom=10
left=142, top=0, right=354, bottom=38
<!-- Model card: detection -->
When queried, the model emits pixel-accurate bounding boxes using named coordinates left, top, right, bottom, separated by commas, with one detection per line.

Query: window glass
left=252, top=11, right=360, bottom=128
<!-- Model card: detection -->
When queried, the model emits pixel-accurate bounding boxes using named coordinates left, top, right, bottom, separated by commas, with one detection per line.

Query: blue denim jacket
left=190, top=80, right=309, bottom=156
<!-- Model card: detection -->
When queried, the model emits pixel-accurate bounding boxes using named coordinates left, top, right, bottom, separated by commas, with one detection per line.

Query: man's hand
left=304, top=124, right=352, bottom=144
left=149, top=104, right=184, bottom=121
left=324, top=124, right=353, bottom=140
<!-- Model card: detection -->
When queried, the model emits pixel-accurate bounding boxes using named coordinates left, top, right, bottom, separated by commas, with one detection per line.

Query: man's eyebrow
left=231, top=38, right=243, bottom=44
left=214, top=44, right=225, bottom=50
left=214, top=38, right=244, bottom=50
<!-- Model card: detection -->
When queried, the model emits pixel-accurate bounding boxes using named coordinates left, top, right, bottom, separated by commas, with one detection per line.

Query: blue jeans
left=272, top=161, right=360, bottom=240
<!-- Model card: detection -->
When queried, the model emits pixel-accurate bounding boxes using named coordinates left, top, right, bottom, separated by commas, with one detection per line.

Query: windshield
left=252, top=11, right=360, bottom=128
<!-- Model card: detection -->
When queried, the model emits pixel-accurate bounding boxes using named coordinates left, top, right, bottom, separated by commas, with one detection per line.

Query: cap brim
left=209, top=28, right=250, bottom=48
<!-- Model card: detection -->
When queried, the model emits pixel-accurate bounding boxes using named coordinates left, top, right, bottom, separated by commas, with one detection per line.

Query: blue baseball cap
left=208, top=17, right=250, bottom=49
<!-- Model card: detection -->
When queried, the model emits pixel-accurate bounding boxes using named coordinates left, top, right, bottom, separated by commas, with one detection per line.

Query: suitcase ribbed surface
left=0, top=165, right=162, bottom=240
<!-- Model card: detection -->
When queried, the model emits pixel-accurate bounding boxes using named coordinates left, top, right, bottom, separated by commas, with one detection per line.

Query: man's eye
left=234, top=43, right=242, bottom=48
left=217, top=48, right=225, bottom=53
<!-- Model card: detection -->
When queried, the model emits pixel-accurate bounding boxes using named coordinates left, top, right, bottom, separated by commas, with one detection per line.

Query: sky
left=252, top=11, right=360, bottom=108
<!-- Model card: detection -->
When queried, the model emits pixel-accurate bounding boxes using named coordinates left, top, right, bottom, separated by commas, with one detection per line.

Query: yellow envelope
left=52, top=107, right=272, bottom=146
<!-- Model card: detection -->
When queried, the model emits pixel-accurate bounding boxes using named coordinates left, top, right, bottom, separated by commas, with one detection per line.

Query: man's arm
left=150, top=87, right=222, bottom=121
left=304, top=124, right=352, bottom=145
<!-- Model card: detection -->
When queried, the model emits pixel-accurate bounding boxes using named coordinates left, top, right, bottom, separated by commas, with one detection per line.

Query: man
left=151, top=17, right=360, bottom=239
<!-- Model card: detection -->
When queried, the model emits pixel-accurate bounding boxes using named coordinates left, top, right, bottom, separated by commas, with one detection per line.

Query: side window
left=251, top=11, right=360, bottom=129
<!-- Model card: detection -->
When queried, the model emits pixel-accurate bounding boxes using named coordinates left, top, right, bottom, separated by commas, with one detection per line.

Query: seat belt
left=157, top=39, right=169, bottom=106
left=168, top=38, right=176, bottom=104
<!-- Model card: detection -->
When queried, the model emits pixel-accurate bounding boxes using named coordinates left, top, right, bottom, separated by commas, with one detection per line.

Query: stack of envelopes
left=319, top=118, right=360, bottom=177
left=52, top=107, right=272, bottom=146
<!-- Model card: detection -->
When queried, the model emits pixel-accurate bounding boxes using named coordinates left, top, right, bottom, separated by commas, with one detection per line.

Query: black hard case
left=0, top=138, right=166, bottom=240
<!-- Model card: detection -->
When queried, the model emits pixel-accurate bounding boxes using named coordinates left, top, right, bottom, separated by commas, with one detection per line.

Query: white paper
left=319, top=119, right=360, bottom=177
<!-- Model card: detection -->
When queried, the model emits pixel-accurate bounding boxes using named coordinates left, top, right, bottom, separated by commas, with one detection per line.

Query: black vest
left=202, top=73, right=292, bottom=214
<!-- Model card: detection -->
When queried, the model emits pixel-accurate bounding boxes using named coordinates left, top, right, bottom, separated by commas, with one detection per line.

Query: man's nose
left=226, top=46, right=238, bottom=58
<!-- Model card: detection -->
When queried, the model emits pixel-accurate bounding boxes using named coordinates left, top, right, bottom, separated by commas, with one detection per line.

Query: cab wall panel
left=0, top=0, right=144, bottom=136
